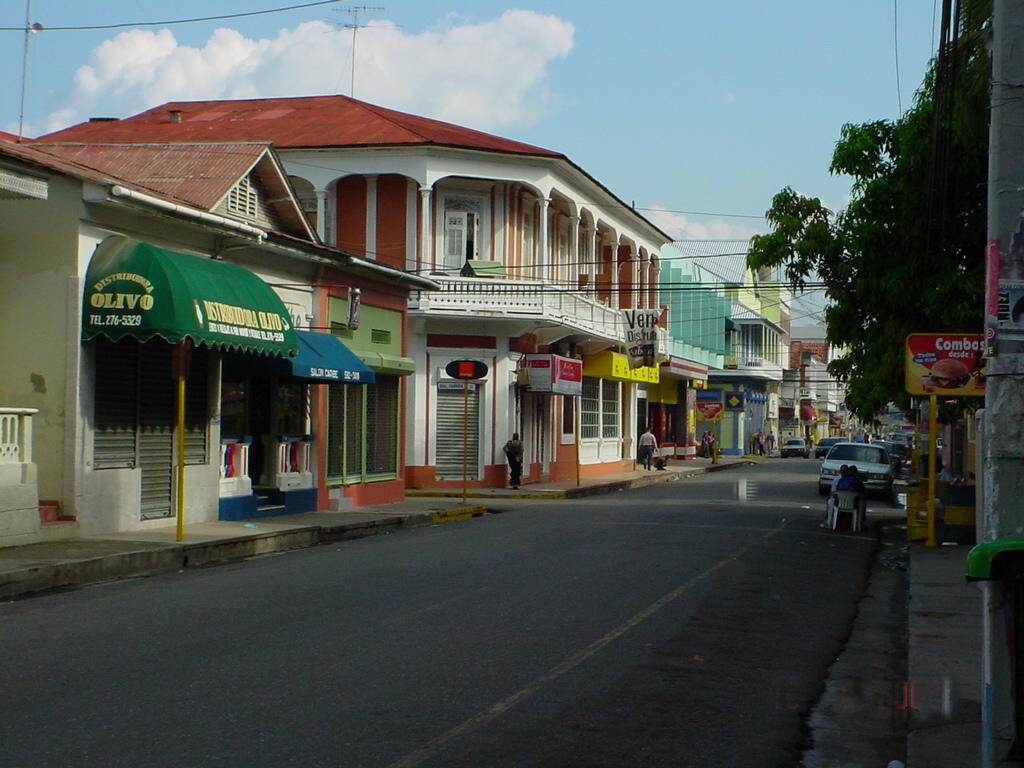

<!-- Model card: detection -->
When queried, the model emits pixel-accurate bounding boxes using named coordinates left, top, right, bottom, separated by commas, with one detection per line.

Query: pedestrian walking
left=503, top=432, right=524, bottom=489
left=767, top=432, right=776, bottom=454
left=757, top=431, right=766, bottom=456
left=638, top=427, right=658, bottom=470
left=702, top=430, right=714, bottom=459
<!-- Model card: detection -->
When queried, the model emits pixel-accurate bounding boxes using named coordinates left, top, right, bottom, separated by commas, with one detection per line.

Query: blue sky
left=1, top=1, right=939, bottom=241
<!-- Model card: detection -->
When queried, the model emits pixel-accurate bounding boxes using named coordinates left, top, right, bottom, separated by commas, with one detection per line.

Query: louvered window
left=326, top=375, right=399, bottom=482
left=227, top=176, right=259, bottom=219
left=365, top=376, right=398, bottom=475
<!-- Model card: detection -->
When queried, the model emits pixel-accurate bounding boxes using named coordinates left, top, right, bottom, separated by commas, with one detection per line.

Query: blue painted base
left=722, top=448, right=744, bottom=455
left=278, top=488, right=318, bottom=515
left=220, top=488, right=318, bottom=520
left=218, top=494, right=259, bottom=521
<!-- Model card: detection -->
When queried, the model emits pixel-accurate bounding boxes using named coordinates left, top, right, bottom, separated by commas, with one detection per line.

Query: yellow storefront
left=580, top=350, right=660, bottom=474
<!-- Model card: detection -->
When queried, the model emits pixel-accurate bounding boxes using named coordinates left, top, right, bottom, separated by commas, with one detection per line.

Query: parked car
left=873, top=440, right=909, bottom=469
left=780, top=437, right=810, bottom=458
left=814, top=437, right=843, bottom=459
left=818, top=442, right=895, bottom=496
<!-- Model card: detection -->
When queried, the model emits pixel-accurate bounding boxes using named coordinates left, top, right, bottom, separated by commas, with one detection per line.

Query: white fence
left=0, top=407, right=37, bottom=465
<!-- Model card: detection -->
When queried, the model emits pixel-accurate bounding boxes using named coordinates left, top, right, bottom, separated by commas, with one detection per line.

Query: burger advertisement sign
left=904, top=333, right=985, bottom=396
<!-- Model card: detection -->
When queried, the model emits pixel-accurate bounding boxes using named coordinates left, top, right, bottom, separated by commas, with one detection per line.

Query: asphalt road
left=0, top=459, right=884, bottom=768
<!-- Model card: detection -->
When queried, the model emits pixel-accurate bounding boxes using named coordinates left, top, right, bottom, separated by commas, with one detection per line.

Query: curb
left=1, top=461, right=757, bottom=600
left=406, top=461, right=757, bottom=500
left=0, top=512, right=441, bottom=600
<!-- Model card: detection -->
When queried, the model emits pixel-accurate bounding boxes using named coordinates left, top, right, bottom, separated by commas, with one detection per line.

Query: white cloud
left=644, top=205, right=764, bottom=241
left=40, top=11, right=574, bottom=134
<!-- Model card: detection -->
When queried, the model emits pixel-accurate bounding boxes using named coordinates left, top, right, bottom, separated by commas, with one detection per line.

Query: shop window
left=581, top=376, right=600, bottom=439
left=601, top=380, right=620, bottom=438
left=562, top=395, right=575, bottom=436
left=220, top=379, right=247, bottom=438
left=327, top=375, right=399, bottom=482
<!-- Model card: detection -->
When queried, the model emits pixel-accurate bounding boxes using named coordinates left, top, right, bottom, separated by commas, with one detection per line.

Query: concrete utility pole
left=981, top=0, right=1024, bottom=764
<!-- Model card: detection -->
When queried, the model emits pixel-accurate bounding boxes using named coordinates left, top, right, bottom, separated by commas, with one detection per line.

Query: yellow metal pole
left=575, top=397, right=581, bottom=487
left=462, top=380, right=469, bottom=506
left=176, top=370, right=186, bottom=542
left=926, top=394, right=938, bottom=547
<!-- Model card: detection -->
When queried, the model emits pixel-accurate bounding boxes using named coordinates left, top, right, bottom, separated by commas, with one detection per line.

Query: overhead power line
left=0, top=0, right=347, bottom=32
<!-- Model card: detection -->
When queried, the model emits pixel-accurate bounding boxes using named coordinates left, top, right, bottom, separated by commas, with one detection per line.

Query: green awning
left=82, top=236, right=297, bottom=357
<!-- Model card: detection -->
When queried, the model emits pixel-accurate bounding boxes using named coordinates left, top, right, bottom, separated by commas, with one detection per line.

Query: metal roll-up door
left=138, top=342, right=175, bottom=520
left=94, top=339, right=140, bottom=469
left=435, top=382, right=480, bottom=480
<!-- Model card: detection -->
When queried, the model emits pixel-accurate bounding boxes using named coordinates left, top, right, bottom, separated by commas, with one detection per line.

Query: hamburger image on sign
left=924, top=357, right=971, bottom=391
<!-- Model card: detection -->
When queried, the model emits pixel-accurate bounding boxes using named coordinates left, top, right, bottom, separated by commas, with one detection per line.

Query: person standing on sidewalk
left=503, top=433, right=524, bottom=489
left=638, top=427, right=658, bottom=470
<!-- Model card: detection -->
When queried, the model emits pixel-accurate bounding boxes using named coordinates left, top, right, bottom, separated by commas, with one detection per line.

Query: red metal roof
left=31, top=142, right=268, bottom=210
left=38, top=95, right=563, bottom=158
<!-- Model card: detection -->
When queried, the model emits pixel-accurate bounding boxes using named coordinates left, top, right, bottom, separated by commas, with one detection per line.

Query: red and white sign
left=525, top=354, right=583, bottom=395
left=696, top=401, right=724, bottom=420
left=904, top=333, right=985, bottom=396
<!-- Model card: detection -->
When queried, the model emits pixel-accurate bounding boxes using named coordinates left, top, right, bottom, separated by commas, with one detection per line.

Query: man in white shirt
left=638, top=428, right=658, bottom=470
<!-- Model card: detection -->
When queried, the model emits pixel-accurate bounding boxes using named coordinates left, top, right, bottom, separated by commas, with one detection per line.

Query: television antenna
left=342, top=5, right=384, bottom=98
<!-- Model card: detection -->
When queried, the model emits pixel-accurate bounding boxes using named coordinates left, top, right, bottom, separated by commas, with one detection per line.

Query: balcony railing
left=0, top=407, right=37, bottom=465
left=412, top=277, right=626, bottom=342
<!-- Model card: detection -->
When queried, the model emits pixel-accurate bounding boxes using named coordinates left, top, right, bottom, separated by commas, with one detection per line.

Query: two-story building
left=0, top=135, right=434, bottom=546
left=42, top=95, right=672, bottom=486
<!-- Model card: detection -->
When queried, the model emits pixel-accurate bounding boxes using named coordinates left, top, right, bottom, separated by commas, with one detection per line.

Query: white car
left=817, top=442, right=894, bottom=496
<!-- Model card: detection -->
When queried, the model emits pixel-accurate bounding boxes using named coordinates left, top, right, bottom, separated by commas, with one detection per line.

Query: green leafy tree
left=748, top=8, right=989, bottom=420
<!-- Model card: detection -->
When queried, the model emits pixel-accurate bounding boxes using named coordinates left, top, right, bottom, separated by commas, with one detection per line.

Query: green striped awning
left=82, top=236, right=297, bottom=357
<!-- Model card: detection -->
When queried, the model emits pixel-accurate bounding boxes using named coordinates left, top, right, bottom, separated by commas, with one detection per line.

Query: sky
left=0, top=0, right=940, bottom=244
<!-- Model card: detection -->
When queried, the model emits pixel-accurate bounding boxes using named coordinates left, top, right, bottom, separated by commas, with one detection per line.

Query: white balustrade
left=412, top=277, right=624, bottom=341
left=219, top=438, right=253, bottom=498
left=273, top=436, right=313, bottom=490
left=0, top=408, right=37, bottom=465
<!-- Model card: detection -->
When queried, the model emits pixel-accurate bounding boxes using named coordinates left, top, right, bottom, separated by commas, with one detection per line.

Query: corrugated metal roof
left=31, top=142, right=268, bottom=210
left=39, top=95, right=564, bottom=158
left=730, top=301, right=762, bottom=320
left=671, top=240, right=752, bottom=285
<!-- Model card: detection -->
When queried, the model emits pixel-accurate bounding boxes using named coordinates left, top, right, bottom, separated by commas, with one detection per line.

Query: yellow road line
left=384, top=519, right=789, bottom=768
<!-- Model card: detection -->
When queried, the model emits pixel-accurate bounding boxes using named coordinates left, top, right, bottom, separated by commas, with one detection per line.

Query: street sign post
left=444, top=360, right=489, bottom=503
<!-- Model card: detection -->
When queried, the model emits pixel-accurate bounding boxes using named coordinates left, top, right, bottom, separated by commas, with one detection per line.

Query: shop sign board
left=696, top=401, right=724, bottom=420
left=623, top=308, right=660, bottom=368
left=525, top=354, right=583, bottom=396
left=445, top=359, right=489, bottom=380
left=904, top=333, right=985, bottom=396
left=724, top=391, right=745, bottom=411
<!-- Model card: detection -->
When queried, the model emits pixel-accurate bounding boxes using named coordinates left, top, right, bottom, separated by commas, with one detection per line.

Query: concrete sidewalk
left=0, top=455, right=754, bottom=601
left=406, top=453, right=757, bottom=499
left=905, top=539, right=982, bottom=768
